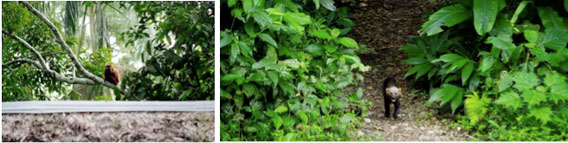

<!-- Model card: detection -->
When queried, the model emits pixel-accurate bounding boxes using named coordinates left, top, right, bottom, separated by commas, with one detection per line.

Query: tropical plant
left=403, top=0, right=568, bottom=140
left=220, top=0, right=369, bottom=141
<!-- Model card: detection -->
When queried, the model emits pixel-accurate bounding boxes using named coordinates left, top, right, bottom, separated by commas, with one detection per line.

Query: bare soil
left=2, top=112, right=214, bottom=142
left=346, top=0, right=472, bottom=141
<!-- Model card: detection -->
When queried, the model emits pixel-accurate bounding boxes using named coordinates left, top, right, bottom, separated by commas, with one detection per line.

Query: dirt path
left=346, top=0, right=471, bottom=141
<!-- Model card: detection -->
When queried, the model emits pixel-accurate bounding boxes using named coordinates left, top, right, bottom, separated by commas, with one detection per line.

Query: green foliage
left=2, top=2, right=73, bottom=101
left=464, top=92, right=490, bottom=124
left=3, top=2, right=212, bottom=101
left=419, top=4, right=471, bottom=36
left=120, top=1, right=214, bottom=100
left=405, top=0, right=568, bottom=140
left=221, top=0, right=369, bottom=141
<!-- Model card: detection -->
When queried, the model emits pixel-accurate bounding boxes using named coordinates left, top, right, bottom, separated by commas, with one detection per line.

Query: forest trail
left=346, top=0, right=471, bottom=141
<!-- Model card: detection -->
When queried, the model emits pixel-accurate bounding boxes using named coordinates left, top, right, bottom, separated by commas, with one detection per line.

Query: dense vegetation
left=2, top=1, right=213, bottom=101
left=403, top=0, right=568, bottom=140
left=220, top=0, right=369, bottom=141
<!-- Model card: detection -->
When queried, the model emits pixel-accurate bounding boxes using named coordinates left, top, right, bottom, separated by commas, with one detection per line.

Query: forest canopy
left=2, top=1, right=214, bottom=101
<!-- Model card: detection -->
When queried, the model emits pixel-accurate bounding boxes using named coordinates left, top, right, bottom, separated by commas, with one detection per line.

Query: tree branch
left=2, top=59, right=95, bottom=85
left=9, top=2, right=127, bottom=94
left=2, top=30, right=49, bottom=70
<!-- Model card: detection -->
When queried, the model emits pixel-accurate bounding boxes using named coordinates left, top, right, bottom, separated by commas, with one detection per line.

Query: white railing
left=2, top=101, right=214, bottom=113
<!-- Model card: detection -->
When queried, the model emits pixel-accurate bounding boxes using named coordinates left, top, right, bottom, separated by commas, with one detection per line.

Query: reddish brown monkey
left=104, top=65, right=120, bottom=85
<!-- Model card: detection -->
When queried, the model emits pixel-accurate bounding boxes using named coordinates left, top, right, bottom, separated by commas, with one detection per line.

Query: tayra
left=383, top=77, right=402, bottom=118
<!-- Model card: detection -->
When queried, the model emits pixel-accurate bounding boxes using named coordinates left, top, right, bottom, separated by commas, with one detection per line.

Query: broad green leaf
left=272, top=115, right=283, bottom=129
left=252, top=59, right=270, bottom=69
left=524, top=30, right=539, bottom=43
left=239, top=42, right=252, bottom=57
left=221, top=74, right=242, bottom=82
left=495, top=91, right=522, bottom=110
left=544, top=72, right=566, bottom=86
left=529, top=106, right=553, bottom=124
left=242, top=84, right=257, bottom=98
left=252, top=11, right=273, bottom=28
left=267, top=71, right=279, bottom=87
left=320, top=0, right=336, bottom=11
left=220, top=32, right=233, bottom=48
left=474, top=0, right=499, bottom=35
left=231, top=8, right=245, bottom=22
left=405, top=57, right=428, bottom=65
left=279, top=81, right=296, bottom=95
left=429, top=84, right=460, bottom=104
left=230, top=43, right=240, bottom=64
left=439, top=85, right=461, bottom=106
left=511, top=1, right=530, bottom=24
left=414, top=64, right=433, bottom=80
left=265, top=8, right=284, bottom=16
left=259, top=33, right=278, bottom=47
left=305, top=44, right=323, bottom=56
left=432, top=54, right=464, bottom=63
left=331, top=28, right=341, bottom=38
left=314, top=0, right=320, bottom=9
left=451, top=92, right=463, bottom=113
left=337, top=37, right=358, bottom=49
left=340, top=113, right=355, bottom=123
left=405, top=64, right=428, bottom=78
left=283, top=12, right=311, bottom=25
left=486, top=36, right=515, bottom=51
left=522, top=90, right=547, bottom=106
left=512, top=71, right=540, bottom=90
left=297, top=111, right=308, bottom=124
left=309, top=29, right=332, bottom=40
left=227, top=0, right=237, bottom=7
left=245, top=21, right=256, bottom=37
left=280, top=59, right=301, bottom=69
left=489, top=16, right=513, bottom=39
left=243, top=0, right=253, bottom=13
left=420, top=4, right=472, bottom=36
left=479, top=55, right=496, bottom=72
left=542, top=29, right=568, bottom=50
left=550, top=83, right=568, bottom=103
left=498, top=73, right=513, bottom=92
left=461, top=62, right=474, bottom=85
left=538, top=7, right=568, bottom=31
left=274, top=105, right=288, bottom=113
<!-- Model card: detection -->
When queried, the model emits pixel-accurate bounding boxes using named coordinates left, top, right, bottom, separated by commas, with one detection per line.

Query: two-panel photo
left=2, top=0, right=568, bottom=142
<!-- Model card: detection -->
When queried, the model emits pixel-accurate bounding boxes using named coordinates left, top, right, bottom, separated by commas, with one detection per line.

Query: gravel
left=2, top=112, right=214, bottom=142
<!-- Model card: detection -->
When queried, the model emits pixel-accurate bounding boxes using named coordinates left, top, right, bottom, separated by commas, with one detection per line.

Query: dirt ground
left=2, top=112, right=214, bottom=142
left=346, top=0, right=472, bottom=141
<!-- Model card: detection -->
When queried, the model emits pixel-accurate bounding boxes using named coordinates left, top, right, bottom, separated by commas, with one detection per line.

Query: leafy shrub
left=220, top=0, right=369, bottom=141
left=120, top=2, right=214, bottom=100
left=404, top=0, right=568, bottom=140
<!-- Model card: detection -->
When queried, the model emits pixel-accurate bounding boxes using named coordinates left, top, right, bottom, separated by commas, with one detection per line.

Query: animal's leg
left=384, top=96, right=391, bottom=118
left=394, top=100, right=400, bottom=119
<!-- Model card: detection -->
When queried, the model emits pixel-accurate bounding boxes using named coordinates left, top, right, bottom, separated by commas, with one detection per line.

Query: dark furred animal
left=104, top=65, right=120, bottom=86
left=383, top=77, right=402, bottom=118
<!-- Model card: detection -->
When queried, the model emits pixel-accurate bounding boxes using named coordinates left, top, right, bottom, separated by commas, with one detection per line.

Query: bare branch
left=2, top=58, right=95, bottom=85
left=20, top=1, right=126, bottom=94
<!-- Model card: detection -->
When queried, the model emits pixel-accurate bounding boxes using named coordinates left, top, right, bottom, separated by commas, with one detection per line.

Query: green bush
left=220, top=0, right=369, bottom=141
left=404, top=0, right=568, bottom=140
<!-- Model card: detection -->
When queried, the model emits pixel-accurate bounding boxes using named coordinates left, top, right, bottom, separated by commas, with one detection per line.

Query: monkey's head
left=386, top=86, right=402, bottom=102
left=105, top=65, right=112, bottom=70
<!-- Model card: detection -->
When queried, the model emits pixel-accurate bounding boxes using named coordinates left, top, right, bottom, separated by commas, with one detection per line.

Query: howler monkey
left=104, top=65, right=120, bottom=86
